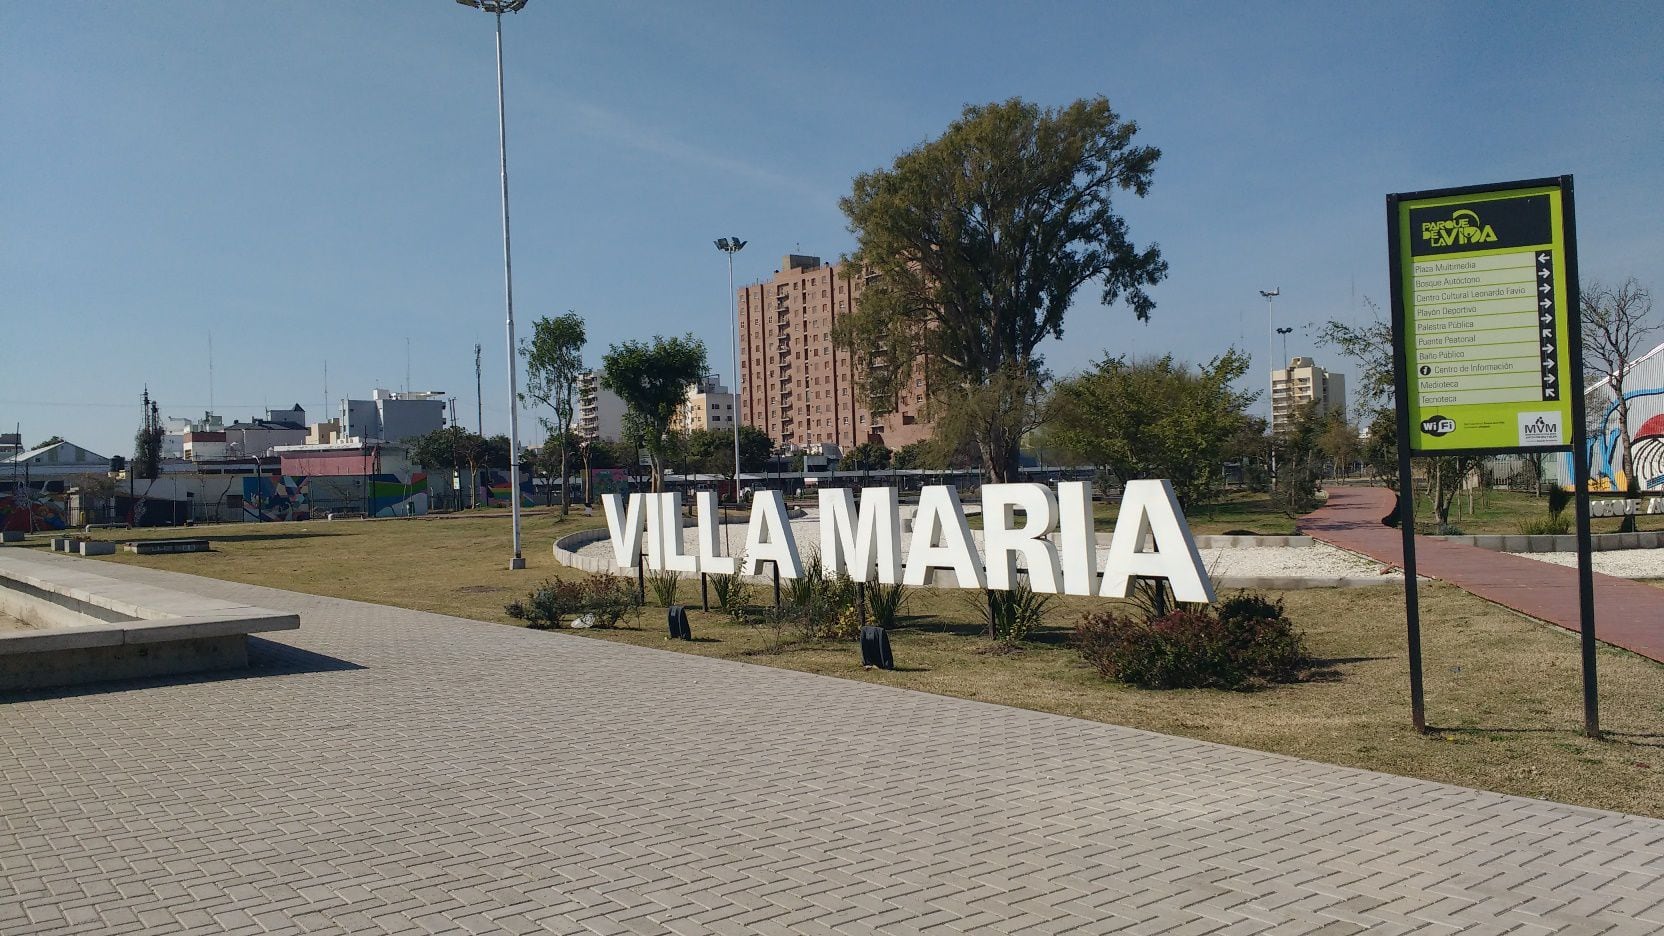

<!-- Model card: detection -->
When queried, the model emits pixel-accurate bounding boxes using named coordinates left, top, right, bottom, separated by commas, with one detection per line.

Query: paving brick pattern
left=3, top=556, right=1662, bottom=935
left=1303, top=487, right=1664, bottom=663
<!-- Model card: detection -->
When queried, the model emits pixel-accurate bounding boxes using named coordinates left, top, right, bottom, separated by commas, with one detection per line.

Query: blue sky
left=5, top=2, right=1661, bottom=457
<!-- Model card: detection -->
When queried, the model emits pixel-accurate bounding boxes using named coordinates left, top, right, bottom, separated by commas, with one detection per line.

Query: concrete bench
left=78, top=542, right=116, bottom=556
left=0, top=531, right=24, bottom=544
left=124, top=539, right=211, bottom=555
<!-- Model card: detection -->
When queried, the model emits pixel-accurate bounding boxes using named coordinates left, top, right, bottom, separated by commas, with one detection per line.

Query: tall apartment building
left=673, top=377, right=737, bottom=434
left=1271, top=356, right=1347, bottom=434
left=576, top=371, right=628, bottom=443
left=737, top=254, right=931, bottom=451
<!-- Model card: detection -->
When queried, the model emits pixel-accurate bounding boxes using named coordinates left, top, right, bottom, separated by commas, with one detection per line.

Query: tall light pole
left=458, top=0, right=529, bottom=569
left=715, top=237, right=746, bottom=500
left=1276, top=326, right=1294, bottom=364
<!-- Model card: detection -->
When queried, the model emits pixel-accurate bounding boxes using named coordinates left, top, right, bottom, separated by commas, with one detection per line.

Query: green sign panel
left=1388, top=180, right=1576, bottom=453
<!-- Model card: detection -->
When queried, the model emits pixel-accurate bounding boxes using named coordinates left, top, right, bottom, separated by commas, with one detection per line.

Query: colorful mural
left=1575, top=386, right=1664, bottom=492
left=0, top=490, right=68, bottom=532
left=237, top=472, right=428, bottom=521
left=481, top=472, right=535, bottom=508
left=589, top=468, right=632, bottom=497
left=241, top=475, right=312, bottom=523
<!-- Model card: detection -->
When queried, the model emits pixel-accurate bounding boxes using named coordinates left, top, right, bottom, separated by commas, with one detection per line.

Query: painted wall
left=1562, top=341, right=1664, bottom=492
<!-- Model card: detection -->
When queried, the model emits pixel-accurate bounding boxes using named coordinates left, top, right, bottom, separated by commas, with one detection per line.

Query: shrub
left=708, top=572, right=753, bottom=616
left=504, top=578, right=590, bottom=630
left=864, top=581, right=910, bottom=629
left=646, top=570, right=681, bottom=607
left=1520, top=516, right=1571, bottom=536
left=504, top=574, right=642, bottom=630
left=965, top=579, right=1053, bottom=645
left=1073, top=591, right=1309, bottom=690
left=1547, top=484, right=1572, bottom=520
left=582, top=574, right=642, bottom=628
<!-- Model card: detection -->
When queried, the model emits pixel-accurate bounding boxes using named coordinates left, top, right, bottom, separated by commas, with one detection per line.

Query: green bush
left=966, top=580, right=1053, bottom=645
left=707, top=572, right=752, bottom=616
left=505, top=575, right=642, bottom=630
left=646, top=570, right=682, bottom=607
left=864, top=581, right=910, bottom=629
left=1520, top=516, right=1571, bottom=536
left=1073, top=591, right=1309, bottom=690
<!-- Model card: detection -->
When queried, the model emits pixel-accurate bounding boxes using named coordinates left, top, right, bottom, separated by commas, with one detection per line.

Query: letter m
left=818, top=487, right=902, bottom=583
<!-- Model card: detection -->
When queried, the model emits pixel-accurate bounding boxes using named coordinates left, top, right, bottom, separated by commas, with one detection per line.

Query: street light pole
left=715, top=237, right=747, bottom=500
left=458, top=0, right=530, bottom=569
left=1276, top=326, right=1293, bottom=364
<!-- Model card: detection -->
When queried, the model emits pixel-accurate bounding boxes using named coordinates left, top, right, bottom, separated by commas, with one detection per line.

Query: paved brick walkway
left=1303, top=487, right=1664, bottom=663
left=3, top=555, right=1663, bottom=935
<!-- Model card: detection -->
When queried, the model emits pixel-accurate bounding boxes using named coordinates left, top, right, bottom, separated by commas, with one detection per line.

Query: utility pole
left=475, top=343, right=484, bottom=435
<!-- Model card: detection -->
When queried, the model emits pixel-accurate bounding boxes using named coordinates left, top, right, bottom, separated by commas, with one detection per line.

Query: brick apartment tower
left=738, top=255, right=932, bottom=451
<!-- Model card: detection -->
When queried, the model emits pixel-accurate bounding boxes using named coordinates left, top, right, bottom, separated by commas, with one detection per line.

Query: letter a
left=1098, top=480, right=1215, bottom=604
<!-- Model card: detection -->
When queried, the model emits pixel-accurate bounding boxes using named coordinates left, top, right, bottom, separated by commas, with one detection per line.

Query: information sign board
left=1388, top=180, right=1577, bottom=453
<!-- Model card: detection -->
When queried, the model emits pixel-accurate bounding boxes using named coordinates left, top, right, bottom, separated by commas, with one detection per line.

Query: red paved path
left=1302, top=486, right=1664, bottom=663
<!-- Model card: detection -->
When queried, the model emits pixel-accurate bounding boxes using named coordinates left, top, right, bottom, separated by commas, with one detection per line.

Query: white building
left=673, top=377, right=737, bottom=434
left=1271, top=356, right=1347, bottom=434
left=576, top=371, right=627, bottom=443
left=341, top=389, right=447, bottom=444
left=1, top=440, right=110, bottom=481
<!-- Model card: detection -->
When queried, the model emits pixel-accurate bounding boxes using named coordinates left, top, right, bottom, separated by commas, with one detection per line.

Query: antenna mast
left=474, top=343, right=484, bottom=434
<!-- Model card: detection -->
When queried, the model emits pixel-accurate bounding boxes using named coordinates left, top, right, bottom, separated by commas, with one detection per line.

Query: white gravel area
left=575, top=515, right=1394, bottom=583
left=1508, top=549, right=1664, bottom=579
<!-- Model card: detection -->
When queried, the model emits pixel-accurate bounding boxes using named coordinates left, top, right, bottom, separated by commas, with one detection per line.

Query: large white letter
left=819, top=487, right=902, bottom=584
left=601, top=493, right=647, bottom=570
left=903, top=485, right=985, bottom=589
left=1056, top=481, right=1098, bottom=596
left=1098, top=479, right=1215, bottom=603
left=694, top=491, right=736, bottom=575
left=981, top=483, right=1061, bottom=593
left=740, top=490, right=802, bottom=578
left=660, top=493, right=700, bottom=573
left=642, top=491, right=669, bottom=571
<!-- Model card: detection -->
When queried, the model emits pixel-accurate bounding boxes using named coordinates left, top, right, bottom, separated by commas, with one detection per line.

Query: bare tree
left=1581, top=278, right=1657, bottom=530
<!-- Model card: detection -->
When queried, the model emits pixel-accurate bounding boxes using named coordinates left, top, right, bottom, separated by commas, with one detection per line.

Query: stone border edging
left=1436, top=531, right=1664, bottom=552
left=1192, top=535, right=1312, bottom=548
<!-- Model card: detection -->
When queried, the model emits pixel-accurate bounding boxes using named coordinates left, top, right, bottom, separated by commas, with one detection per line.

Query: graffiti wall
left=1564, top=342, right=1664, bottom=492
left=0, top=489, right=68, bottom=532
left=238, top=472, right=428, bottom=521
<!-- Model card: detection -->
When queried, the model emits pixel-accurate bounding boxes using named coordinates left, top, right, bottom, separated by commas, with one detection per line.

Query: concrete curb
left=1435, top=531, right=1664, bottom=552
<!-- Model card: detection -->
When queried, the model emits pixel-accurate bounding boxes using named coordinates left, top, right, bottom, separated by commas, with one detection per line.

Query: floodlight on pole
left=716, top=237, right=747, bottom=504
left=1276, top=326, right=1294, bottom=364
left=457, top=0, right=530, bottom=569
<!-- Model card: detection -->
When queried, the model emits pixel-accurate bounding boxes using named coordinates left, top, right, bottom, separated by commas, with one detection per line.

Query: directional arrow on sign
left=1541, top=312, right=1553, bottom=323
left=1545, top=373, right=1557, bottom=384
left=1539, top=252, right=1550, bottom=263
left=1541, top=299, right=1553, bottom=309
left=1542, top=329, right=1554, bottom=338
left=1540, top=268, right=1551, bottom=279
left=1544, top=359, right=1556, bottom=369
left=1543, top=343, right=1556, bottom=353
left=1540, top=283, right=1552, bottom=294
left=1547, top=388, right=1558, bottom=399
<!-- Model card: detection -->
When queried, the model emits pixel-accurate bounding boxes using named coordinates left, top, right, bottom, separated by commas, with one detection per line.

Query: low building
left=0, top=440, right=109, bottom=481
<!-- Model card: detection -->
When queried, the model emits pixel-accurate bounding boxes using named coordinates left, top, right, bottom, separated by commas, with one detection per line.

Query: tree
left=842, top=441, right=892, bottom=471
left=520, top=313, right=586, bottom=516
left=410, top=427, right=489, bottom=509
left=132, top=390, right=163, bottom=480
left=892, top=440, right=931, bottom=470
left=1048, top=350, right=1258, bottom=509
left=600, top=334, right=708, bottom=492
left=33, top=435, right=66, bottom=450
left=835, top=97, right=1168, bottom=483
left=1581, top=278, right=1657, bottom=531
left=483, top=434, right=512, bottom=472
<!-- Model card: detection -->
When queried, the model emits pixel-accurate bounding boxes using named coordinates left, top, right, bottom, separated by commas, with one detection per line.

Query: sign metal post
left=1386, top=176, right=1596, bottom=737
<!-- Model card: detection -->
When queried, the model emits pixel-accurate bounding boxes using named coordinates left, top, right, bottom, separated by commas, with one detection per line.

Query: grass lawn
left=1395, top=485, right=1664, bottom=535
left=38, top=510, right=1664, bottom=818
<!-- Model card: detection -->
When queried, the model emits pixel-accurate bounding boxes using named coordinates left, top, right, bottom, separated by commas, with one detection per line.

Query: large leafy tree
left=682, top=426, right=772, bottom=476
left=600, top=334, right=708, bottom=492
left=1581, top=278, right=1657, bottom=529
left=520, top=312, right=587, bottom=515
left=835, top=96, right=1168, bottom=482
left=842, top=441, right=892, bottom=472
left=1048, top=350, right=1257, bottom=508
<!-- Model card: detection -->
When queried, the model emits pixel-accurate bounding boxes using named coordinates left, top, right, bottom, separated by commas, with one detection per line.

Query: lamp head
left=456, top=0, right=529, bottom=12
left=1259, top=288, right=1280, bottom=299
